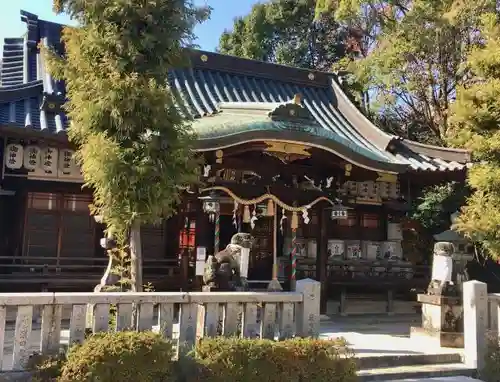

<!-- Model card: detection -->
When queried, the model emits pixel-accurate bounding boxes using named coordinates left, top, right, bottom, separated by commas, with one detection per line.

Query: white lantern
left=58, top=149, right=75, bottom=175
left=5, top=144, right=23, bottom=170
left=23, top=145, right=41, bottom=171
left=41, top=147, right=58, bottom=174
left=331, top=209, right=347, bottom=220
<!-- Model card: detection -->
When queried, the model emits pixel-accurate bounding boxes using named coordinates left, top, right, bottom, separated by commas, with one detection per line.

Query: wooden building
left=0, top=11, right=470, bottom=310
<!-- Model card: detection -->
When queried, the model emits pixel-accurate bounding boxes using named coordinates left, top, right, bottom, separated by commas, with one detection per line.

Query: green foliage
left=27, top=352, right=67, bottom=382
left=218, top=0, right=349, bottom=71
left=26, top=334, right=357, bottom=382
left=44, top=0, right=209, bottom=245
left=58, top=332, right=176, bottom=382
left=316, top=0, right=495, bottom=144
left=411, top=181, right=469, bottom=235
left=447, top=13, right=500, bottom=260
left=192, top=337, right=357, bottom=382
left=479, top=333, right=500, bottom=382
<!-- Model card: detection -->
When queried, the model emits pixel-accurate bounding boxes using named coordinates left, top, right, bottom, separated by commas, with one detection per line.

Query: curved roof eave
left=0, top=81, right=43, bottom=102
left=329, top=77, right=394, bottom=151
left=0, top=123, right=68, bottom=143
left=398, top=138, right=471, bottom=164
left=194, top=129, right=407, bottom=174
left=329, top=77, right=472, bottom=165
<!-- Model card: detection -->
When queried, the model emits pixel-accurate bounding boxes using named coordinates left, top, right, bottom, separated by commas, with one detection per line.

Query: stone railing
left=463, top=280, right=495, bottom=371
left=0, top=278, right=320, bottom=372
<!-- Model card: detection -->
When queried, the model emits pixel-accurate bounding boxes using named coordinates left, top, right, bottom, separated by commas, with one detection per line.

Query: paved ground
left=0, top=313, right=461, bottom=371
left=319, top=314, right=462, bottom=358
left=381, top=379, right=482, bottom=382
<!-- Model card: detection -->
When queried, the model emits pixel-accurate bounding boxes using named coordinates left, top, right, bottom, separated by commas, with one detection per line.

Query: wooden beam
left=206, top=153, right=384, bottom=183
left=209, top=158, right=341, bottom=180
left=199, top=181, right=339, bottom=206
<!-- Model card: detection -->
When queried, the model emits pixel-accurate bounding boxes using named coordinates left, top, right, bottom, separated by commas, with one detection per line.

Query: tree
left=411, top=181, right=469, bottom=236
left=218, top=0, right=349, bottom=71
left=45, top=0, right=209, bottom=291
left=447, top=12, right=500, bottom=260
left=316, top=0, right=495, bottom=144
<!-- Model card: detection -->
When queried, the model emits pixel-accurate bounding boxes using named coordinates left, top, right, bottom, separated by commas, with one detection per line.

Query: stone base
left=417, top=293, right=461, bottom=306
left=410, top=326, right=464, bottom=348
left=411, top=293, right=464, bottom=349
left=418, top=294, right=463, bottom=331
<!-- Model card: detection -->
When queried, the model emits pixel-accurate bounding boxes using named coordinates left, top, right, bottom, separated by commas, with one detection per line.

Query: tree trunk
left=130, top=220, right=143, bottom=292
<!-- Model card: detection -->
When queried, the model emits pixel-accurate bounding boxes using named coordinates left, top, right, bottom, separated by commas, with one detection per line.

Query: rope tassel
left=267, top=199, right=275, bottom=216
left=243, top=205, right=251, bottom=223
left=291, top=211, right=299, bottom=230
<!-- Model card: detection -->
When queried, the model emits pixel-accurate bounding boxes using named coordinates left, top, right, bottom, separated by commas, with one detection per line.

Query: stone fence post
left=463, top=280, right=488, bottom=370
left=295, top=278, right=321, bottom=338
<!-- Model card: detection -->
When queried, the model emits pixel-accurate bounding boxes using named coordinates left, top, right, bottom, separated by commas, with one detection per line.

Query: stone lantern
left=410, top=241, right=464, bottom=348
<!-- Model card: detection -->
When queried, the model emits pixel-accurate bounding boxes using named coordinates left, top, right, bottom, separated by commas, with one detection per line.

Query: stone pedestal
left=410, top=294, right=464, bottom=348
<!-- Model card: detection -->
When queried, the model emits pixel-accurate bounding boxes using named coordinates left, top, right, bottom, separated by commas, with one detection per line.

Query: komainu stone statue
left=203, top=233, right=253, bottom=291
left=427, top=242, right=459, bottom=297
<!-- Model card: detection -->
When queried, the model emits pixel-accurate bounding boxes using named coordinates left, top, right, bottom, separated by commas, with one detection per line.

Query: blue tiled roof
left=169, top=67, right=398, bottom=165
left=0, top=10, right=470, bottom=172
left=1, top=38, right=26, bottom=87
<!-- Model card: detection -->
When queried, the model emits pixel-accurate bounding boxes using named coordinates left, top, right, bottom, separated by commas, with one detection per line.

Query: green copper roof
left=193, top=101, right=391, bottom=163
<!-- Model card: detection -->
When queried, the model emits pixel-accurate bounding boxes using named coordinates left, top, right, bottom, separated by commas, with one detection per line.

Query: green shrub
left=191, top=336, right=357, bottom=382
left=58, top=331, right=176, bottom=382
left=480, top=331, right=500, bottom=382
left=27, top=352, right=66, bottom=382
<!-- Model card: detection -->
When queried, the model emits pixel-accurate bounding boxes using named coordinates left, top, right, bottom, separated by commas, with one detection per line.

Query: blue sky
left=0, top=0, right=259, bottom=52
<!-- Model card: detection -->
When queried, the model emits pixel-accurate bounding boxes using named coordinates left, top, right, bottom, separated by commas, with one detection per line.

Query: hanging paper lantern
left=23, top=145, right=40, bottom=171
left=5, top=143, right=23, bottom=170
left=267, top=199, right=275, bottom=217
left=58, top=149, right=75, bottom=175
left=41, top=147, right=58, bottom=174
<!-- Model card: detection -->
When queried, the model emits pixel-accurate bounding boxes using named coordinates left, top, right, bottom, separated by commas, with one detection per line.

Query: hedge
left=192, top=336, right=357, bottom=382
left=480, top=331, right=500, bottom=382
left=58, top=331, right=176, bottom=382
left=28, top=332, right=357, bottom=382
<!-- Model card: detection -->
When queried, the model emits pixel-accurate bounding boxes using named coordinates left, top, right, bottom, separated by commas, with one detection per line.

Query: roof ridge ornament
left=20, top=10, right=39, bottom=51
left=268, top=94, right=315, bottom=123
left=293, top=93, right=301, bottom=105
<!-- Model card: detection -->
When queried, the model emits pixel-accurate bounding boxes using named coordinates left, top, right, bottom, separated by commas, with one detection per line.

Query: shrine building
left=0, top=11, right=471, bottom=313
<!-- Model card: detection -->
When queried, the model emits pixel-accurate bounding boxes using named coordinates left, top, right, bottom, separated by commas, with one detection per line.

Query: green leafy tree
left=411, top=181, right=469, bottom=235
left=45, top=0, right=209, bottom=291
left=447, top=13, right=500, bottom=260
left=218, top=0, right=349, bottom=71
left=316, top=0, right=494, bottom=144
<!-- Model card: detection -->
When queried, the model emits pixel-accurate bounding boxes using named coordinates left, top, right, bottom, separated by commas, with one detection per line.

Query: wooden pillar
left=316, top=207, right=328, bottom=314
left=340, top=286, right=347, bottom=316
left=178, top=200, right=190, bottom=291
left=387, top=289, right=394, bottom=315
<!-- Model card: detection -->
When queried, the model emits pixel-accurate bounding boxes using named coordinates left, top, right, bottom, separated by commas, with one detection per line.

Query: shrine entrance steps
left=356, top=353, right=475, bottom=381
left=318, top=315, right=476, bottom=381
